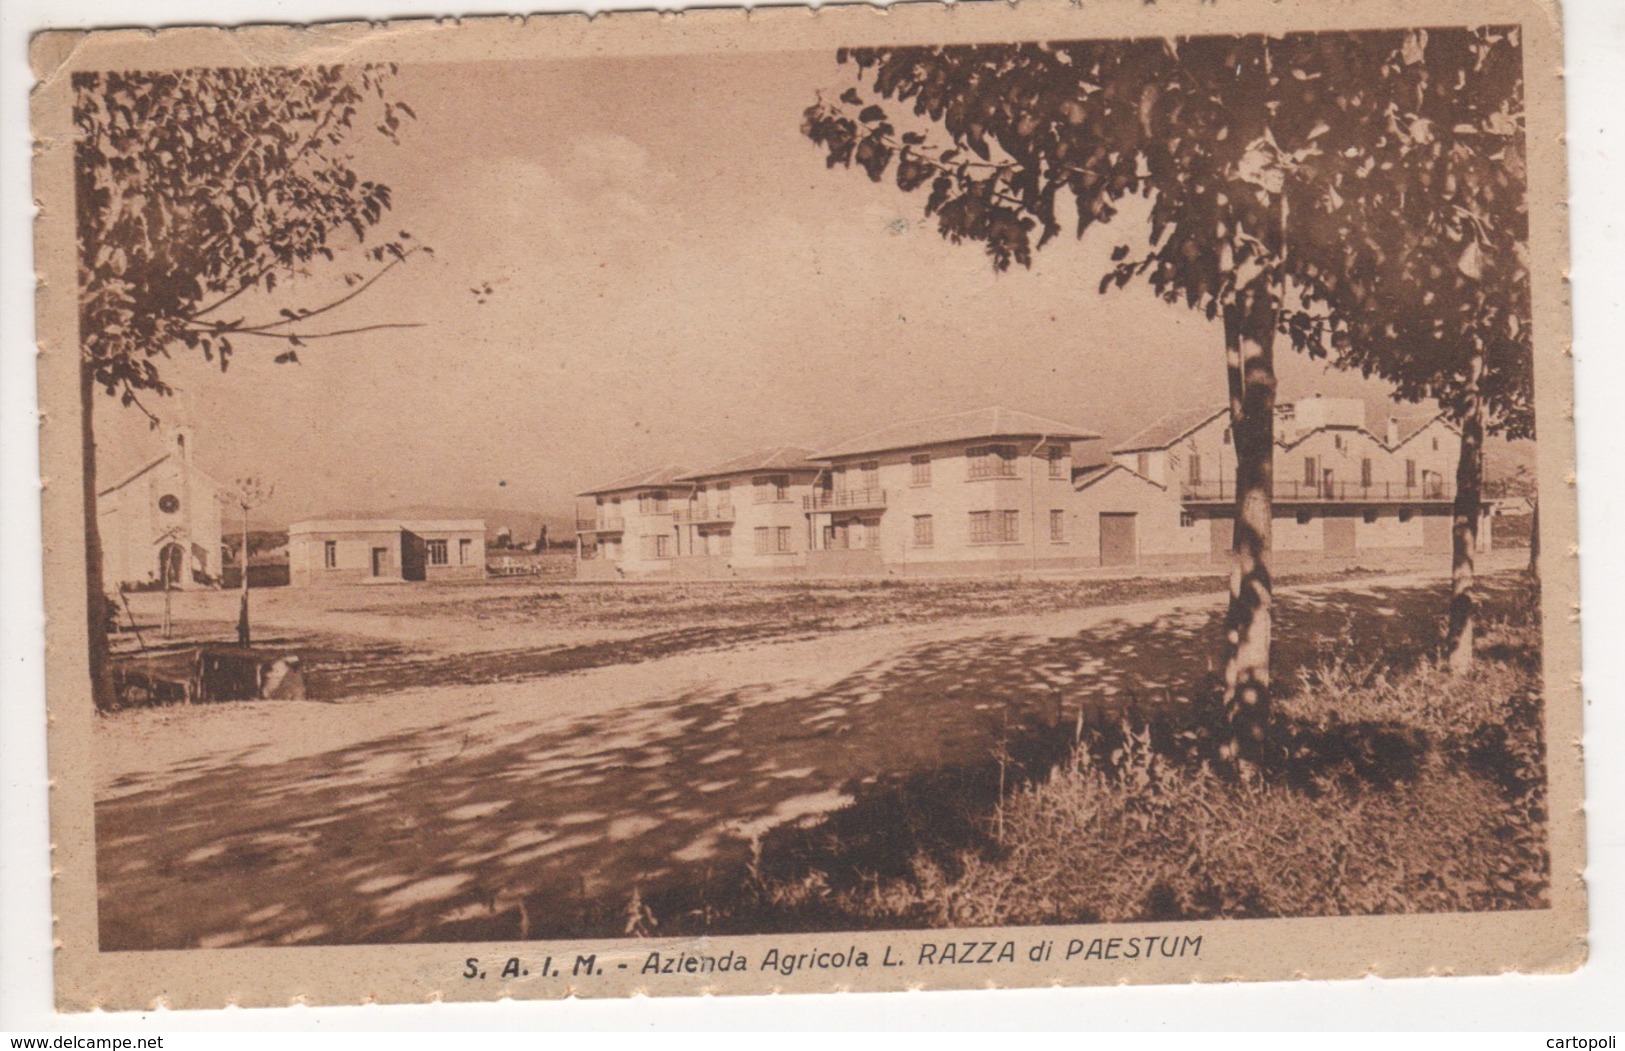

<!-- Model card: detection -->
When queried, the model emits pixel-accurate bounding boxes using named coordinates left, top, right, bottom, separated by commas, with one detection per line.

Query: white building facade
left=97, top=427, right=223, bottom=590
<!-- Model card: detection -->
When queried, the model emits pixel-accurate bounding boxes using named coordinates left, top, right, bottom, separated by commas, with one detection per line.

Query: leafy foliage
left=73, top=64, right=422, bottom=415
left=802, top=28, right=1530, bottom=436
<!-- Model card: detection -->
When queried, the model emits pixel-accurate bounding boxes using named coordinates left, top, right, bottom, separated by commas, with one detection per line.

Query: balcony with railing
left=1180, top=480, right=1455, bottom=504
left=576, top=515, right=626, bottom=534
left=803, top=488, right=888, bottom=513
left=674, top=504, right=736, bottom=525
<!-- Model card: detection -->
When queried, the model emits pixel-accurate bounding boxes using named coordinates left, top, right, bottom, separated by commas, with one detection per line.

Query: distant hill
left=309, top=505, right=577, bottom=546
left=221, top=529, right=289, bottom=563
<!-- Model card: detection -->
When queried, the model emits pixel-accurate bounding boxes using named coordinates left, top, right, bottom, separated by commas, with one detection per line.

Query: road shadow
left=95, top=574, right=1535, bottom=948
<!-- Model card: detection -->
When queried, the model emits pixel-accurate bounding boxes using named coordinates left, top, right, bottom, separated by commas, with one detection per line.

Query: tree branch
left=234, top=249, right=420, bottom=334
left=189, top=265, right=278, bottom=320
left=223, top=321, right=427, bottom=340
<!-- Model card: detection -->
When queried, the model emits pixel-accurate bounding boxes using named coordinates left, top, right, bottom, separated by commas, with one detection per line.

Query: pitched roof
left=810, top=406, right=1099, bottom=460
left=1110, top=406, right=1227, bottom=454
left=1073, top=462, right=1166, bottom=493
left=678, top=446, right=823, bottom=482
left=578, top=464, right=695, bottom=497
left=1388, top=412, right=1457, bottom=449
left=96, top=453, right=172, bottom=497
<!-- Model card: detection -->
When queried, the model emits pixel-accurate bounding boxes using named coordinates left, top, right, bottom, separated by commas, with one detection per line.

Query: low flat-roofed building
left=288, top=518, right=486, bottom=587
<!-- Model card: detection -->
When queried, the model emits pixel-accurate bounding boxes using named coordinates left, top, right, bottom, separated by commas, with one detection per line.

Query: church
left=97, top=427, right=224, bottom=590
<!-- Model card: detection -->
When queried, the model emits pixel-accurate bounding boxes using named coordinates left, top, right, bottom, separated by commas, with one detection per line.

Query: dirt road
left=94, top=563, right=1506, bottom=948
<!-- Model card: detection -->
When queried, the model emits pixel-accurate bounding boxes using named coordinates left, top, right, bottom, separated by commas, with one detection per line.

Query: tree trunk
left=1220, top=288, right=1278, bottom=763
left=81, top=363, right=114, bottom=710
left=1446, top=344, right=1486, bottom=674
left=238, top=517, right=251, bottom=647
left=1528, top=497, right=1540, bottom=582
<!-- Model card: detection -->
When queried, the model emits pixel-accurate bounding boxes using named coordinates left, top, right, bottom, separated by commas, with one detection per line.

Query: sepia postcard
left=30, top=0, right=1585, bottom=1010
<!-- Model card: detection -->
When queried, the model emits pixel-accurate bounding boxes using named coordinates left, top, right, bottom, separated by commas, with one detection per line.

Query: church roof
left=96, top=454, right=172, bottom=498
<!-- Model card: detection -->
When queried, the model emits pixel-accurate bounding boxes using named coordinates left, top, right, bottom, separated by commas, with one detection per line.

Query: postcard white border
left=3, top=0, right=1621, bottom=1029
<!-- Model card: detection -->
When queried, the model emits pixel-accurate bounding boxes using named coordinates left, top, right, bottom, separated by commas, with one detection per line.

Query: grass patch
left=628, top=578, right=1548, bottom=933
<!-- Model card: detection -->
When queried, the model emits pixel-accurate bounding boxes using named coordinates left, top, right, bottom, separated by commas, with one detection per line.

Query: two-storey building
left=575, top=465, right=694, bottom=579
left=1093, top=396, right=1489, bottom=565
left=671, top=447, right=822, bottom=577
left=804, top=406, right=1101, bottom=575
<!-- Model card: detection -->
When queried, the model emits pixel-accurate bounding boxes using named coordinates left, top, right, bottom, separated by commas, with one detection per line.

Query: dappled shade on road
left=96, top=575, right=1525, bottom=949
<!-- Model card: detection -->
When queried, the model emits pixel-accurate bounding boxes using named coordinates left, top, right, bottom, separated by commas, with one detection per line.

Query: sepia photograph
left=24, top=0, right=1585, bottom=1009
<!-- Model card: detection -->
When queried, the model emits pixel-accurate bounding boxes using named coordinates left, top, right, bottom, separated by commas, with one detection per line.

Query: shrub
left=729, top=615, right=1548, bottom=930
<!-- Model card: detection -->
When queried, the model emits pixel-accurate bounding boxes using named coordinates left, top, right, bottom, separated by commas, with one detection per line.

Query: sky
left=94, top=49, right=1511, bottom=530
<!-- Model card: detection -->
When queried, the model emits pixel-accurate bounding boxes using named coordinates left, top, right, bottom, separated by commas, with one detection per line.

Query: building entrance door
left=1099, top=513, right=1138, bottom=566
left=158, top=542, right=184, bottom=587
left=1209, top=516, right=1233, bottom=563
left=371, top=547, right=388, bottom=577
left=1324, top=515, right=1357, bottom=557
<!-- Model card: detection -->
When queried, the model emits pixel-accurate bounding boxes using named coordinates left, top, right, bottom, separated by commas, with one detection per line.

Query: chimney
left=1386, top=416, right=1400, bottom=448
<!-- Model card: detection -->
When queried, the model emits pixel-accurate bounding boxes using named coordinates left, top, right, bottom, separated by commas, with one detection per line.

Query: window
left=968, top=445, right=1019, bottom=479
left=427, top=539, right=449, bottom=565
left=716, top=482, right=731, bottom=507
left=911, top=454, right=933, bottom=486
left=754, top=475, right=790, bottom=503
left=1432, top=437, right=1440, bottom=451
left=158, top=493, right=180, bottom=514
left=913, top=514, right=934, bottom=547
left=972, top=510, right=1018, bottom=543
left=1188, top=452, right=1202, bottom=486
left=717, top=530, right=733, bottom=557
left=860, top=461, right=880, bottom=490
left=1405, top=459, right=1417, bottom=488
left=1049, top=509, right=1066, bottom=542
left=324, top=540, right=337, bottom=569
left=776, top=526, right=793, bottom=553
left=1047, top=446, right=1067, bottom=479
left=1361, top=458, right=1373, bottom=488
left=638, top=490, right=669, bottom=515
left=1295, top=510, right=1312, bottom=526
left=1363, top=509, right=1378, bottom=524
left=459, top=538, right=473, bottom=565
left=1334, top=433, right=1346, bottom=451
left=1304, top=457, right=1318, bottom=487
left=754, top=527, right=772, bottom=555
left=1399, top=508, right=1415, bottom=524
left=655, top=534, right=672, bottom=558
left=1223, top=427, right=1232, bottom=446
left=1180, top=511, right=1197, bottom=528
left=1136, top=452, right=1150, bottom=476
left=861, top=518, right=882, bottom=549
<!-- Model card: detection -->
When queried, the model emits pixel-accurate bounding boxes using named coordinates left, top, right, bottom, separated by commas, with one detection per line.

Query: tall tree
left=1281, top=26, right=1530, bottom=672
left=802, top=27, right=1527, bottom=753
left=75, top=65, right=424, bottom=707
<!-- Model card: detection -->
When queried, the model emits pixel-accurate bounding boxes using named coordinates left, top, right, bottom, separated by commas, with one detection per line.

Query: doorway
left=1099, top=513, right=1138, bottom=566
left=158, top=542, right=184, bottom=587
